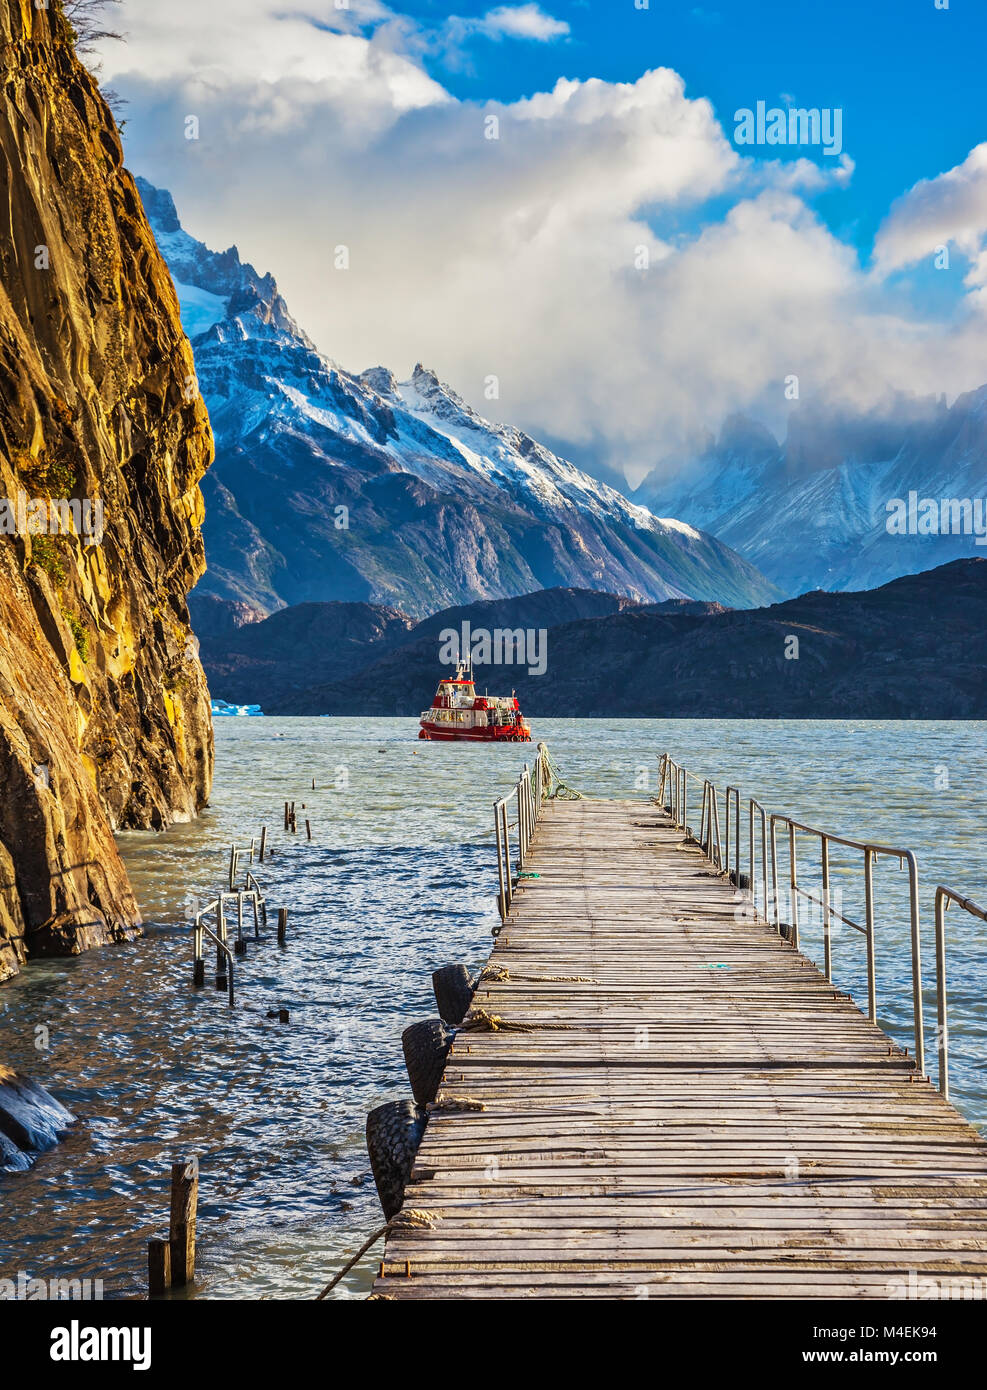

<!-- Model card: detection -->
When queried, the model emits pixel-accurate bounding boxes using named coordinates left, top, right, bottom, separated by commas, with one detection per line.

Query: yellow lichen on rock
left=0, top=0, right=215, bottom=979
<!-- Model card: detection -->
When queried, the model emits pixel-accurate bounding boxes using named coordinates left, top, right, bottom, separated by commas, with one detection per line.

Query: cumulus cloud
left=874, top=143, right=987, bottom=285
left=100, top=3, right=987, bottom=483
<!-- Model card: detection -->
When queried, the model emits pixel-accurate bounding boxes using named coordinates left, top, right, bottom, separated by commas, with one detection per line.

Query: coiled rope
left=480, top=965, right=599, bottom=984
left=457, top=1008, right=574, bottom=1033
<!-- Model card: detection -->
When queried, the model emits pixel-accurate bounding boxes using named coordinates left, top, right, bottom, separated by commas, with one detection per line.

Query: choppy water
left=1, top=718, right=986, bottom=1300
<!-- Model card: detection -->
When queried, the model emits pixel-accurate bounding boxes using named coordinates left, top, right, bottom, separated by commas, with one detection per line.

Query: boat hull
left=418, top=723, right=531, bottom=742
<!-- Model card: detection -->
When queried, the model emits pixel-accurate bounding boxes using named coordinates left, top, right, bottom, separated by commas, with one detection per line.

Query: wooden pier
left=373, top=797, right=987, bottom=1300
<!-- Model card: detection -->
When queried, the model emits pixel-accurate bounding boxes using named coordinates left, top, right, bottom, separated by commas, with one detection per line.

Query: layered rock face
left=0, top=2, right=214, bottom=980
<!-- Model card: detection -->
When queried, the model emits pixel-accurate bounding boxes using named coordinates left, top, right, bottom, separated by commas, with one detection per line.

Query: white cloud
left=468, top=5, right=570, bottom=41
left=874, top=143, right=987, bottom=278
left=100, top=4, right=987, bottom=481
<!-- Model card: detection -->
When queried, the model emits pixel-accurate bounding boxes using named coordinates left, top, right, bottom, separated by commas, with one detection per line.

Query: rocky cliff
left=0, top=2, right=214, bottom=980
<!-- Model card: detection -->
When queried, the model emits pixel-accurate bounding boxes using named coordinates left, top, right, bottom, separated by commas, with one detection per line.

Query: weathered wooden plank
left=372, top=798, right=987, bottom=1300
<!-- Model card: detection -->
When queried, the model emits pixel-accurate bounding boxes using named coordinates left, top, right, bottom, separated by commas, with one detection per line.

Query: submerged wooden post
left=259, top=826, right=267, bottom=862
left=305, top=819, right=312, bottom=840
left=147, top=1238, right=171, bottom=1295
left=277, top=908, right=288, bottom=944
left=169, top=1156, right=199, bottom=1287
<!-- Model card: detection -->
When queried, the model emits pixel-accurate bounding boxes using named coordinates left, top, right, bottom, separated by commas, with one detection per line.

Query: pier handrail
left=494, top=760, right=536, bottom=920
left=767, top=810, right=924, bottom=1075
left=494, top=741, right=575, bottom=921
left=194, top=915, right=235, bottom=1007
left=934, top=886, right=987, bottom=1100
left=657, top=752, right=941, bottom=1088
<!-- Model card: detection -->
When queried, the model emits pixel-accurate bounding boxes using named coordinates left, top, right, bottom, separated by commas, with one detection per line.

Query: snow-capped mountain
left=137, top=179, right=778, bottom=618
left=637, top=397, right=987, bottom=597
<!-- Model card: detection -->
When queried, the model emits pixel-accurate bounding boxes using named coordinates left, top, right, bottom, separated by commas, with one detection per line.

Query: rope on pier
left=458, top=1008, right=574, bottom=1033
left=480, top=965, right=599, bottom=985
left=314, top=1208, right=438, bottom=1300
left=538, top=743, right=584, bottom=801
left=427, top=1096, right=486, bottom=1112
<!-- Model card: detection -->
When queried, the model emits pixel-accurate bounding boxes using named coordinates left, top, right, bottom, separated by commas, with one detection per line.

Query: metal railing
left=766, top=811, right=923, bottom=1072
left=656, top=752, right=984, bottom=1097
left=934, top=887, right=987, bottom=1101
left=191, top=844, right=269, bottom=1003
left=494, top=761, right=536, bottom=921
left=494, top=742, right=564, bottom=921
left=193, top=908, right=236, bottom=1007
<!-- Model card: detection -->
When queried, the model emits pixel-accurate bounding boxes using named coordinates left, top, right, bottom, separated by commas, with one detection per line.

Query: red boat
left=419, top=659, right=531, bottom=742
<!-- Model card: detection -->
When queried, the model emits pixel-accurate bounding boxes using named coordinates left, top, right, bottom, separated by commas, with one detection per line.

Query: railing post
left=495, top=801, right=507, bottom=921
left=193, top=918, right=204, bottom=987
left=502, top=801, right=513, bottom=910
left=934, top=888, right=949, bottom=1099
left=734, top=792, right=741, bottom=885
left=770, top=818, right=780, bottom=932
left=864, top=847, right=876, bottom=1023
left=517, top=779, right=526, bottom=868
left=906, top=852, right=924, bottom=1077
left=788, top=824, right=799, bottom=950
left=821, top=835, right=832, bottom=982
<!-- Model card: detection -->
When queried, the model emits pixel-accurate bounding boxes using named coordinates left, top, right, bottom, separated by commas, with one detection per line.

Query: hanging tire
left=366, top=1101, right=426, bottom=1220
left=432, top=963, right=475, bottom=1025
left=730, top=870, right=752, bottom=891
left=402, top=1018, right=454, bottom=1107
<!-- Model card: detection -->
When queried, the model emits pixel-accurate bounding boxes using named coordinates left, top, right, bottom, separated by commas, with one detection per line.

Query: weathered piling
left=147, top=1238, right=171, bottom=1295
left=277, top=908, right=288, bottom=944
left=148, top=1155, right=198, bottom=1294
left=169, top=1157, right=199, bottom=1286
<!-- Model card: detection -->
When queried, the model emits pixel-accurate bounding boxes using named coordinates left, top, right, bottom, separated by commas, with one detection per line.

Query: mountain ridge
left=136, top=179, right=781, bottom=620
left=266, top=559, right=987, bottom=720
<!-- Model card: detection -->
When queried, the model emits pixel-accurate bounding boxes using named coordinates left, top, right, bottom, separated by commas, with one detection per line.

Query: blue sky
left=402, top=0, right=985, bottom=255
left=103, top=1, right=987, bottom=480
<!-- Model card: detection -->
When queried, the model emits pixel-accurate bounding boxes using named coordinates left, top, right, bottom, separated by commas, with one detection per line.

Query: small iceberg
left=211, top=699, right=264, bottom=717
